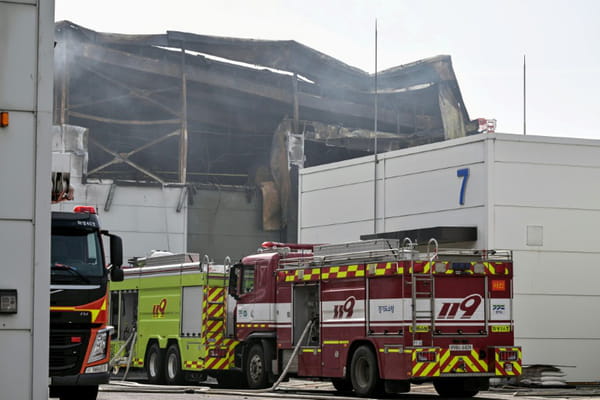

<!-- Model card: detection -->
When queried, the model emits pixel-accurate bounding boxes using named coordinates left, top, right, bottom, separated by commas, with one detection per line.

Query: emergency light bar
left=73, top=206, right=97, bottom=214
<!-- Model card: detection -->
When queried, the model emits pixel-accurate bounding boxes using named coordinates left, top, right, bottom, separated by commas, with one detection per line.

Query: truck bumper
left=50, top=371, right=109, bottom=386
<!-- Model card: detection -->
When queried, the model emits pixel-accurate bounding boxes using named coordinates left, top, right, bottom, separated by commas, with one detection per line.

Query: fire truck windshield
left=51, top=229, right=104, bottom=282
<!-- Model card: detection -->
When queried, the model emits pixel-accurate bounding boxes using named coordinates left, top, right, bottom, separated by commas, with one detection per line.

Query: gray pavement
left=86, top=379, right=600, bottom=400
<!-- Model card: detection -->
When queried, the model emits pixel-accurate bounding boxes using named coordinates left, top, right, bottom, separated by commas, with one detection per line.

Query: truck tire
left=350, top=345, right=383, bottom=397
left=244, top=343, right=268, bottom=389
left=57, top=385, right=98, bottom=400
left=146, top=342, right=165, bottom=384
left=433, top=378, right=483, bottom=398
left=165, top=344, right=184, bottom=385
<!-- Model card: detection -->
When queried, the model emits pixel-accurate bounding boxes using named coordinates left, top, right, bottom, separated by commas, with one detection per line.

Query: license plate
left=449, top=344, right=473, bottom=351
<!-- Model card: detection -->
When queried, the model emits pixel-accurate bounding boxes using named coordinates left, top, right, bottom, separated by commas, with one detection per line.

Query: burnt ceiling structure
left=54, top=21, right=477, bottom=188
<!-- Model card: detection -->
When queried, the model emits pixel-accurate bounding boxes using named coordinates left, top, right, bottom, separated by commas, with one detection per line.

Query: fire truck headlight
left=87, top=329, right=109, bottom=363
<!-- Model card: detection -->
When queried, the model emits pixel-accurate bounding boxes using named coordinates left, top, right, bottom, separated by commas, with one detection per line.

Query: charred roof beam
left=74, top=42, right=416, bottom=131
left=73, top=63, right=182, bottom=117
left=87, top=130, right=180, bottom=184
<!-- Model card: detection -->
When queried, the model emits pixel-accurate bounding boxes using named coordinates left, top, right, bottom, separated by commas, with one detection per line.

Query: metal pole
left=374, top=20, right=378, bottom=155
left=60, top=35, right=69, bottom=125
left=179, top=46, right=189, bottom=183
left=373, top=19, right=379, bottom=235
left=292, top=73, right=299, bottom=135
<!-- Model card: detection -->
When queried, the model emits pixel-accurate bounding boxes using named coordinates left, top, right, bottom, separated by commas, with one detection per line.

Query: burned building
left=53, top=21, right=477, bottom=259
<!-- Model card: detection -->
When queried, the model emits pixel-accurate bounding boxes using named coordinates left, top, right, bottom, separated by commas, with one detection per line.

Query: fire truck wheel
left=331, top=377, right=353, bottom=393
left=350, top=345, right=383, bottom=397
left=165, top=344, right=184, bottom=385
left=433, top=378, right=481, bottom=398
left=245, top=343, right=268, bottom=389
left=146, top=342, right=166, bottom=384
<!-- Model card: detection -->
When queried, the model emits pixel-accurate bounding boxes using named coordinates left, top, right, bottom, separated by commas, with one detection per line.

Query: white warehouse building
left=299, top=132, right=600, bottom=383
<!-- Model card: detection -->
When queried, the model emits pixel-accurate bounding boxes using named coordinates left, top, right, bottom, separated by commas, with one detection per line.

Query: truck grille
left=49, top=328, right=90, bottom=376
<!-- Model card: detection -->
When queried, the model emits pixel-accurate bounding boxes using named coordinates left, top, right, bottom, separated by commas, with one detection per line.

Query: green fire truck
left=109, top=252, right=238, bottom=384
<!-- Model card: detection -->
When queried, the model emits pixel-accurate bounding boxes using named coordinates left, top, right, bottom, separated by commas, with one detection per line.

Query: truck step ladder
left=410, top=239, right=438, bottom=346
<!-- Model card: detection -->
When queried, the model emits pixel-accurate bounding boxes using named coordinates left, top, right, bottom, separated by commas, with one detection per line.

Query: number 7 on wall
left=457, top=168, right=469, bottom=205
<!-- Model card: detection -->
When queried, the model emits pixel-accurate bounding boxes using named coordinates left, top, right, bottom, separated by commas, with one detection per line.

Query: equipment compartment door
left=181, top=286, right=203, bottom=336
left=434, top=275, right=487, bottom=335
left=294, top=284, right=321, bottom=376
left=367, top=272, right=404, bottom=336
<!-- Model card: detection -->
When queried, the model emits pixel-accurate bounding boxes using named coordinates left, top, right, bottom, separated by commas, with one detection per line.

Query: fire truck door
left=367, top=272, right=404, bottom=335
left=293, top=284, right=321, bottom=376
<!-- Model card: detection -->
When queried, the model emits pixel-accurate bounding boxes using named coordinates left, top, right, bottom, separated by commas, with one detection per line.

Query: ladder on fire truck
left=202, top=256, right=230, bottom=344
left=410, top=238, right=437, bottom=346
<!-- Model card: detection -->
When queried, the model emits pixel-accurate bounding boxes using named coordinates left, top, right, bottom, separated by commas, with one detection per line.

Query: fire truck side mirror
left=110, top=267, right=124, bottom=282
left=109, top=234, right=123, bottom=267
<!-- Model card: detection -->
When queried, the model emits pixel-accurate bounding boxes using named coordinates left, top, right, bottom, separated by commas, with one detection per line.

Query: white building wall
left=299, top=133, right=600, bottom=382
left=0, top=1, right=54, bottom=399
left=490, top=135, right=600, bottom=382
left=300, top=136, right=489, bottom=247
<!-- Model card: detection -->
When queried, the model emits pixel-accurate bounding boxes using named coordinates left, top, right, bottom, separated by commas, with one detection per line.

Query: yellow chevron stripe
left=471, top=350, right=488, bottom=371
left=439, top=350, right=450, bottom=365
left=420, top=362, right=436, bottom=376
left=424, top=262, right=431, bottom=273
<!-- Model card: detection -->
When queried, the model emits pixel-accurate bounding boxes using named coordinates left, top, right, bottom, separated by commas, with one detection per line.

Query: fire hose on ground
left=257, top=318, right=315, bottom=392
left=105, top=319, right=314, bottom=393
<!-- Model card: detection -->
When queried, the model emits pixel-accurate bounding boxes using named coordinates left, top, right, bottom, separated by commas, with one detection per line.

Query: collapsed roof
left=54, top=21, right=475, bottom=186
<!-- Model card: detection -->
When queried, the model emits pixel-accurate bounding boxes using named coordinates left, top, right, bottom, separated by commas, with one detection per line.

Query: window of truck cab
left=241, top=264, right=255, bottom=294
left=51, top=228, right=104, bottom=280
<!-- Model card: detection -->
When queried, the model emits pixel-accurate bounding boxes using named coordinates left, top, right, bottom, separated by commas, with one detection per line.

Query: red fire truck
left=227, top=238, right=521, bottom=397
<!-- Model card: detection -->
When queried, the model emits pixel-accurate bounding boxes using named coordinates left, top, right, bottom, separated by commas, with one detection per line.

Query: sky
left=54, top=0, right=600, bottom=139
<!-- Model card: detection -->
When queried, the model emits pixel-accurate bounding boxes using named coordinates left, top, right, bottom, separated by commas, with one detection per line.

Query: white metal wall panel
left=495, top=163, right=600, bottom=210
left=0, top=331, right=32, bottom=399
left=0, top=221, right=33, bottom=329
left=494, top=206, right=600, bottom=253
left=0, top=112, right=35, bottom=220
left=300, top=220, right=374, bottom=244
left=514, top=251, right=600, bottom=296
left=299, top=135, right=488, bottom=244
left=1, top=1, right=53, bottom=399
left=0, top=3, right=36, bottom=110
left=301, top=158, right=375, bottom=192
left=383, top=163, right=486, bottom=217
left=518, top=338, right=600, bottom=383
left=491, top=134, right=600, bottom=382
left=514, top=294, right=600, bottom=339
left=495, top=135, right=600, bottom=167
left=382, top=139, right=485, bottom=177
left=301, top=180, right=374, bottom=229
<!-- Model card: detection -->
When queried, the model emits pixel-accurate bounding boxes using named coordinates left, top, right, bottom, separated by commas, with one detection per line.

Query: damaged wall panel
left=187, top=186, right=280, bottom=262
